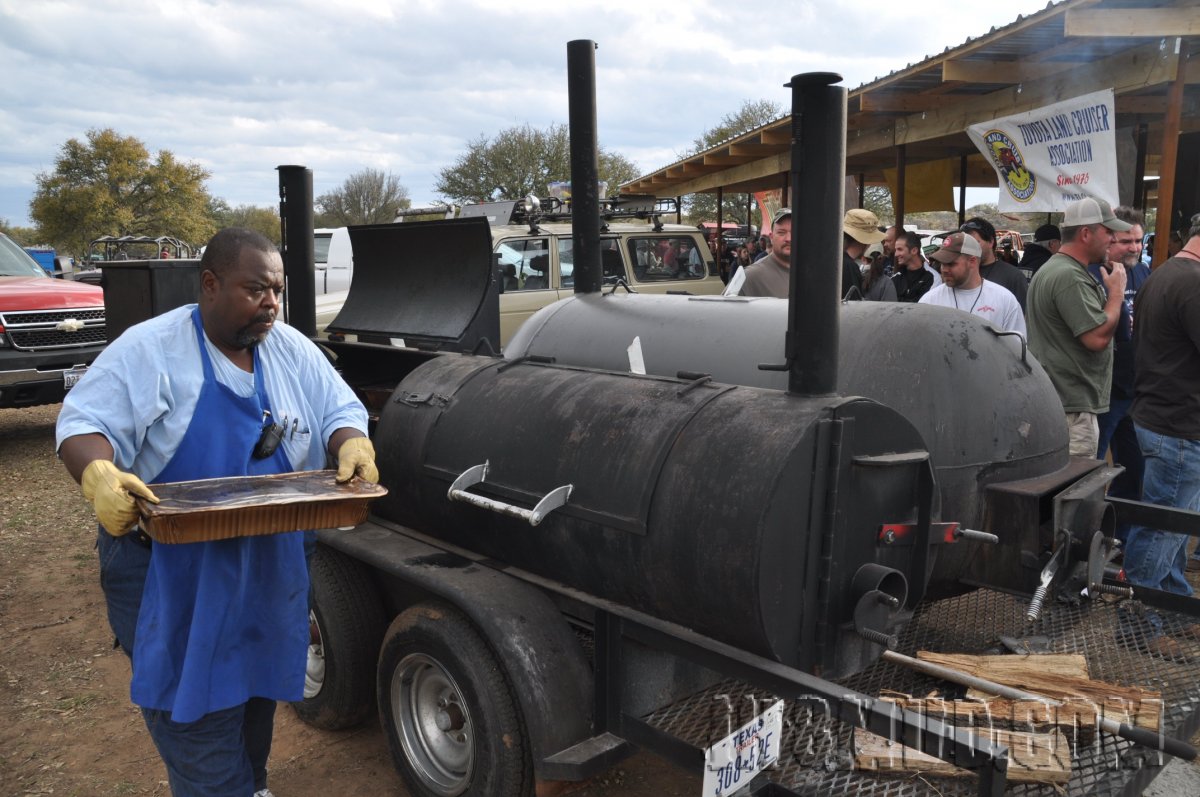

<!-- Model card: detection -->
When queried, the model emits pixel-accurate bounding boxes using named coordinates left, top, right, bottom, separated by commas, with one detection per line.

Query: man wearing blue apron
left=57, top=228, right=376, bottom=797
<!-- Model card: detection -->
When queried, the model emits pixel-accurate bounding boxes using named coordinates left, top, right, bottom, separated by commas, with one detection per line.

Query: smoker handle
left=988, top=327, right=1029, bottom=369
left=447, top=462, right=573, bottom=527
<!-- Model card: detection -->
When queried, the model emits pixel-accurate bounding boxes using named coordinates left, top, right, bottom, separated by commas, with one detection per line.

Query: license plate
left=702, top=699, right=783, bottom=797
left=63, top=365, right=88, bottom=390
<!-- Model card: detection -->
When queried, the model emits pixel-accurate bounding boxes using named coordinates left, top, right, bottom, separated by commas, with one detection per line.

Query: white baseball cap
left=1062, top=197, right=1132, bottom=232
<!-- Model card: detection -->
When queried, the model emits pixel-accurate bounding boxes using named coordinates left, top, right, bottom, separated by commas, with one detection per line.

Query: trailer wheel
left=379, top=603, right=531, bottom=797
left=291, top=545, right=385, bottom=730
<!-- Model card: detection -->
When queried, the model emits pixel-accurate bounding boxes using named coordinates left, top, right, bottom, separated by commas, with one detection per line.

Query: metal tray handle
left=447, top=461, right=572, bottom=527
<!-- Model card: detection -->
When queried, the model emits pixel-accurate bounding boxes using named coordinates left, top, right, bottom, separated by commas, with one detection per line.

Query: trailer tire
left=291, top=545, right=385, bottom=730
left=379, top=602, right=531, bottom=797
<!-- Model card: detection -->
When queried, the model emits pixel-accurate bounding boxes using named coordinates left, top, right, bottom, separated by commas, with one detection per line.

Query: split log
left=880, top=696, right=1099, bottom=743
left=854, top=726, right=1072, bottom=784
left=916, top=651, right=1162, bottom=730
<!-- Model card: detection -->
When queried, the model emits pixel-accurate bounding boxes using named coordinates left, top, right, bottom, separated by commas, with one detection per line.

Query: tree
left=435, top=123, right=640, bottom=204
left=30, top=128, right=215, bottom=257
left=315, top=168, right=410, bottom=226
left=0, top=219, right=40, bottom=246
left=682, top=100, right=783, bottom=226
left=862, top=185, right=894, bottom=224
left=209, top=199, right=282, bottom=246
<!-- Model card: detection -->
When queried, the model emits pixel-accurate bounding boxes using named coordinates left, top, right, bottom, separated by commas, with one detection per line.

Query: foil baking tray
left=136, top=470, right=388, bottom=543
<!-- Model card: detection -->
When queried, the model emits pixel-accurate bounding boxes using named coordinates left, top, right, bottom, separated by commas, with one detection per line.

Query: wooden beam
left=729, top=142, right=781, bottom=157
left=848, top=124, right=900, bottom=159
left=942, top=58, right=1078, bottom=84
left=1065, top=8, right=1200, bottom=37
left=858, top=93, right=943, bottom=113
left=760, top=128, right=790, bottom=146
left=848, top=40, right=1178, bottom=158
left=667, top=152, right=790, bottom=197
left=852, top=3, right=1068, bottom=96
left=702, top=153, right=758, bottom=166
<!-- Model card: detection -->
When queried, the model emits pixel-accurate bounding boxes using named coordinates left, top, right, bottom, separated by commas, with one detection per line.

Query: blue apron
left=130, top=306, right=308, bottom=723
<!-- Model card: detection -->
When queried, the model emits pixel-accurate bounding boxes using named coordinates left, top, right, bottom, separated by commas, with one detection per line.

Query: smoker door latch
left=447, top=461, right=573, bottom=527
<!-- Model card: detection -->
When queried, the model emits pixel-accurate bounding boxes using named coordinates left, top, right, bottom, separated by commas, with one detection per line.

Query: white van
left=313, top=228, right=352, bottom=295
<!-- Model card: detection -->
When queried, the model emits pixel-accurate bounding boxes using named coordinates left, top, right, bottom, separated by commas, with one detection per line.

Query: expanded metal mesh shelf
left=643, top=589, right=1200, bottom=796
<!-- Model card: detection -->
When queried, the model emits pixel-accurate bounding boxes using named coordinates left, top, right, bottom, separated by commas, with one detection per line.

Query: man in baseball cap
left=841, top=208, right=885, bottom=300
left=1021, top=223, right=1061, bottom=276
left=1027, top=196, right=1129, bottom=457
left=919, top=232, right=1025, bottom=334
left=738, top=207, right=794, bottom=298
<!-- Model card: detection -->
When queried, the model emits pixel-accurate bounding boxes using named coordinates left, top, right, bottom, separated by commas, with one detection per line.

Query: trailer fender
left=318, top=521, right=593, bottom=778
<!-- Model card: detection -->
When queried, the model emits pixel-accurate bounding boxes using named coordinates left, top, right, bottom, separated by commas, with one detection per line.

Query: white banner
left=967, top=89, right=1118, bottom=212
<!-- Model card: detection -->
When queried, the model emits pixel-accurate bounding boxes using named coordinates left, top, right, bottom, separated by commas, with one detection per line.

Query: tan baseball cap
left=843, top=209, right=886, bottom=245
left=929, top=232, right=983, bottom=263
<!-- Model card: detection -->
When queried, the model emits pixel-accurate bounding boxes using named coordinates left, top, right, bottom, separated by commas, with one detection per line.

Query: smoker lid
left=326, top=218, right=500, bottom=351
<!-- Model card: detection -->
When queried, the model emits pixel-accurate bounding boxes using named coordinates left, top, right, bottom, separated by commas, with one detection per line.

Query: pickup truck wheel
left=291, top=545, right=385, bottom=730
left=379, top=603, right=531, bottom=797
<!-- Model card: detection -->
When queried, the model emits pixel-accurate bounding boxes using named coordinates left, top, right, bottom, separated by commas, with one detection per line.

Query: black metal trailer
left=276, top=41, right=1200, bottom=797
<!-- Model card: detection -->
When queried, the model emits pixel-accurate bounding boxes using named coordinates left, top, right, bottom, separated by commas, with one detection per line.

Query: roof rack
left=394, top=205, right=458, bottom=221
left=457, top=194, right=680, bottom=234
left=88, top=235, right=196, bottom=261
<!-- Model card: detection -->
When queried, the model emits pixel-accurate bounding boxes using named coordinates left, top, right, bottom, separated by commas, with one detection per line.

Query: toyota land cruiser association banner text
left=967, top=89, right=1118, bottom=213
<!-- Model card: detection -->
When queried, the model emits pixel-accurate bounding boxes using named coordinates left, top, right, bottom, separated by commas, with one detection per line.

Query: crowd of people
left=731, top=196, right=1200, bottom=660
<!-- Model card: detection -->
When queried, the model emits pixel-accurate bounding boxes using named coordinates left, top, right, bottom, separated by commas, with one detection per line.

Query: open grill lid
left=326, top=217, right=500, bottom=352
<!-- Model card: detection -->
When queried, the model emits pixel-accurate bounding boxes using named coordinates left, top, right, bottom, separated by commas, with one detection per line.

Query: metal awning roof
left=621, top=0, right=1199, bottom=199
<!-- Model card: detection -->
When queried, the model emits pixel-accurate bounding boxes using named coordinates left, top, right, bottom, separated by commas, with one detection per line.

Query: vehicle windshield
left=0, top=235, right=47, bottom=278
left=314, top=233, right=332, bottom=265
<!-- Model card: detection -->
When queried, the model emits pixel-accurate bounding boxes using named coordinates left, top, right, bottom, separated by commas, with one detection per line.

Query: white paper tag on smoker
left=627, top=336, right=646, bottom=375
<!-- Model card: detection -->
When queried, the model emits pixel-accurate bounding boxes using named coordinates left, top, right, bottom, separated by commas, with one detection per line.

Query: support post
left=1134, top=123, right=1149, bottom=210
left=1153, top=40, right=1186, bottom=267
left=959, top=156, right=969, bottom=227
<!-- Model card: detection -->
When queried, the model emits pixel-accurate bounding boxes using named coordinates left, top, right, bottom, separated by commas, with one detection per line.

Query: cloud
left=0, top=0, right=1049, bottom=231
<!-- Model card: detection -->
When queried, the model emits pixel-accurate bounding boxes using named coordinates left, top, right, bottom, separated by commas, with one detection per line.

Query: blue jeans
left=143, top=698, right=275, bottom=797
left=98, top=528, right=275, bottom=796
left=1121, top=427, right=1200, bottom=596
left=1097, top=406, right=1144, bottom=545
left=1096, top=396, right=1133, bottom=460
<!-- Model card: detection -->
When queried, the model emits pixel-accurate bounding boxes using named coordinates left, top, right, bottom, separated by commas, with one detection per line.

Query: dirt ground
left=0, top=404, right=697, bottom=797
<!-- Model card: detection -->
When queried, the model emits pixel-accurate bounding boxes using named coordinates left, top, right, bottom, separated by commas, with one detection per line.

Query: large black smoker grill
left=277, top=41, right=1200, bottom=797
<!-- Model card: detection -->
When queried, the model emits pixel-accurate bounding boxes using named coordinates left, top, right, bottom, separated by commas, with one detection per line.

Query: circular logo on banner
left=983, top=130, right=1036, bottom=203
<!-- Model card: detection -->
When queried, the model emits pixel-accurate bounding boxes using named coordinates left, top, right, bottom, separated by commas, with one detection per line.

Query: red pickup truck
left=0, top=233, right=107, bottom=408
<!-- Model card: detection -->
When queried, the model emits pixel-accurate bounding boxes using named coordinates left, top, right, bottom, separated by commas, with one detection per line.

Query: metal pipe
left=277, top=165, right=316, bottom=336
left=882, top=650, right=1198, bottom=761
left=567, top=40, right=602, bottom=295
left=786, top=72, right=846, bottom=397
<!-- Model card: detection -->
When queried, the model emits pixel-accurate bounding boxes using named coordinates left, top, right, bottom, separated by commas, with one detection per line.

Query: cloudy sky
left=0, top=0, right=1056, bottom=228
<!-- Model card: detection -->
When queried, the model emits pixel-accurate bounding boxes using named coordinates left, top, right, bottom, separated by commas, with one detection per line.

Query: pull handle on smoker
left=447, top=461, right=573, bottom=527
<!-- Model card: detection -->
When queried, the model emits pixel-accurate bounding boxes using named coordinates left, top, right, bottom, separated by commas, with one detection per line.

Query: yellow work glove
left=80, top=460, right=160, bottom=537
left=335, top=437, right=379, bottom=484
